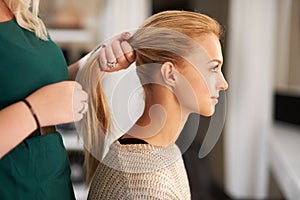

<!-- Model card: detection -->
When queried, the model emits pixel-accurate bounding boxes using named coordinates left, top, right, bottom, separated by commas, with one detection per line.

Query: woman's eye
left=211, top=66, right=219, bottom=72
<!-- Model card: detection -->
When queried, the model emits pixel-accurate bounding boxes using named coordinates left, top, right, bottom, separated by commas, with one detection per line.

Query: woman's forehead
left=194, top=33, right=223, bottom=65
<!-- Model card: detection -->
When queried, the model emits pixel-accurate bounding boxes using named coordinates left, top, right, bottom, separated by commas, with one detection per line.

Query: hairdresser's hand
left=99, top=32, right=135, bottom=72
left=26, top=81, right=88, bottom=127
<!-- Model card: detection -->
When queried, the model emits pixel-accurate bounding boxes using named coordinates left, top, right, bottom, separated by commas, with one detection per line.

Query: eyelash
left=211, top=66, right=219, bottom=73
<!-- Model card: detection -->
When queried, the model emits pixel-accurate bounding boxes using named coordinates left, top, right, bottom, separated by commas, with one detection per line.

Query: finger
left=99, top=47, right=107, bottom=71
left=125, top=51, right=136, bottom=64
left=105, top=45, right=117, bottom=63
left=110, top=32, right=131, bottom=43
left=107, top=33, right=123, bottom=43
left=73, top=100, right=88, bottom=121
left=116, top=55, right=130, bottom=69
left=112, top=40, right=131, bottom=69
left=121, top=40, right=134, bottom=54
left=120, top=32, right=131, bottom=40
left=121, top=41, right=135, bottom=63
left=74, top=81, right=82, bottom=90
left=72, top=100, right=82, bottom=118
left=81, top=91, right=88, bottom=102
left=83, top=102, right=88, bottom=113
left=74, top=112, right=83, bottom=122
left=112, top=40, right=125, bottom=59
left=79, top=102, right=88, bottom=113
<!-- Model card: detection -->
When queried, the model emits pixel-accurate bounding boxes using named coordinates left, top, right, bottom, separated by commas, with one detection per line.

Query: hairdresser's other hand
left=26, top=81, right=88, bottom=126
left=99, top=32, right=135, bottom=72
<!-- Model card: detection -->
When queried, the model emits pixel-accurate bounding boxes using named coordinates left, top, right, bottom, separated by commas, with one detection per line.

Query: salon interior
left=40, top=0, right=300, bottom=199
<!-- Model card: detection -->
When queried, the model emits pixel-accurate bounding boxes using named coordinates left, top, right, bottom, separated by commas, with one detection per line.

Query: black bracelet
left=22, top=99, right=41, bottom=136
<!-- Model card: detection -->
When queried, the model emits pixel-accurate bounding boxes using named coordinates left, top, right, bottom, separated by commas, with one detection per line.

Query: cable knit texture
left=88, top=141, right=191, bottom=200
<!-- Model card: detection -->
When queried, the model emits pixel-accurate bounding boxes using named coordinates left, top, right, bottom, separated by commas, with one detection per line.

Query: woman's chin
left=185, top=105, right=216, bottom=117
left=198, top=107, right=215, bottom=117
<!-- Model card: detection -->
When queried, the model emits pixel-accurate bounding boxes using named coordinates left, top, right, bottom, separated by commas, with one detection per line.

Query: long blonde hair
left=4, top=0, right=48, bottom=40
left=76, top=10, right=222, bottom=184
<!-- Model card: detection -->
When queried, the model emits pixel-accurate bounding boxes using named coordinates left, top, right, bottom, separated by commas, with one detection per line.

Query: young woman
left=77, top=10, right=228, bottom=199
left=0, top=0, right=133, bottom=199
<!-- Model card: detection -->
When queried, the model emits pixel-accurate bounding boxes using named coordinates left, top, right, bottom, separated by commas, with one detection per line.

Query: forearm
left=0, top=101, right=37, bottom=158
left=68, top=52, right=91, bottom=80
left=67, top=62, right=79, bottom=80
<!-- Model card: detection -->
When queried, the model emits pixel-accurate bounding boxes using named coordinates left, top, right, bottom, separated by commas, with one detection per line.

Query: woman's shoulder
left=100, top=141, right=183, bottom=173
left=91, top=147, right=190, bottom=200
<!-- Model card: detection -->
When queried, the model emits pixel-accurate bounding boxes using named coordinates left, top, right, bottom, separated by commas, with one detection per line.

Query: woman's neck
left=0, top=1, right=14, bottom=22
left=124, top=88, right=189, bottom=146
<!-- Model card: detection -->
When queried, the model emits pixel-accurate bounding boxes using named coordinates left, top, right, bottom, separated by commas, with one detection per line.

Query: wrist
left=22, top=99, right=41, bottom=135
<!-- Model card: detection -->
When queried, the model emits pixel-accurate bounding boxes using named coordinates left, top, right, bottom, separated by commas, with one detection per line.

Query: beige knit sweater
left=88, top=141, right=191, bottom=200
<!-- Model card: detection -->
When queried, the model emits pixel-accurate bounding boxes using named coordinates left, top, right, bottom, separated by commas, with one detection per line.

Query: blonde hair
left=76, top=10, right=222, bottom=184
left=4, top=0, right=48, bottom=40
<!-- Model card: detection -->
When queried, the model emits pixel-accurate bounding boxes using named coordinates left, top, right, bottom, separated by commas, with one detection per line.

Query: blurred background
left=39, top=0, right=300, bottom=199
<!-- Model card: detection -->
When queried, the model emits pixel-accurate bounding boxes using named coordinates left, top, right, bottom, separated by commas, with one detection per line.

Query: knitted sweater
left=88, top=141, right=191, bottom=200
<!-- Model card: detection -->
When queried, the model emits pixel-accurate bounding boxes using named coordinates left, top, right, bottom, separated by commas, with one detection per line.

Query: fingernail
left=123, top=32, right=131, bottom=39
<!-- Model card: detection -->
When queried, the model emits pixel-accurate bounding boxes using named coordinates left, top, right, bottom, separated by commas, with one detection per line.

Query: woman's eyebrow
left=208, top=59, right=223, bottom=65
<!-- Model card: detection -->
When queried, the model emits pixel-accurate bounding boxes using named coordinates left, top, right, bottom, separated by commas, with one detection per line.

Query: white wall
left=97, top=0, right=152, bottom=41
left=225, top=0, right=277, bottom=198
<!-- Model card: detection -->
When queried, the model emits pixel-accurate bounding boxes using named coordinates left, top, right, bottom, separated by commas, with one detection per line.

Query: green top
left=0, top=19, right=75, bottom=200
left=0, top=19, right=67, bottom=109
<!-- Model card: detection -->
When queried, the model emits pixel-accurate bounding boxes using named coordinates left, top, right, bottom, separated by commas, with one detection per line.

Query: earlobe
left=160, top=62, right=176, bottom=87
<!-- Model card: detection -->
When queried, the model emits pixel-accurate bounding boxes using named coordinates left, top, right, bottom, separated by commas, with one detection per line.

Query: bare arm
left=68, top=52, right=91, bottom=80
left=0, top=101, right=37, bottom=158
left=0, top=81, right=88, bottom=159
left=68, top=62, right=79, bottom=81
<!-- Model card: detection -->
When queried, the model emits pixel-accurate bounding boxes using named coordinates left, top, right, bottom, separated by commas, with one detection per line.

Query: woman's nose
left=218, top=73, right=228, bottom=91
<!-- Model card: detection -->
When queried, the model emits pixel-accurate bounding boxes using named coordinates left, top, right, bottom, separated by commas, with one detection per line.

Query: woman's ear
left=160, top=62, right=177, bottom=87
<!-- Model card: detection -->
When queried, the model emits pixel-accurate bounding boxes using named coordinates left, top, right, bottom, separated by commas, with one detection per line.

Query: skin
left=0, top=0, right=13, bottom=21
left=0, top=0, right=135, bottom=80
left=124, top=33, right=228, bottom=146
left=68, top=33, right=135, bottom=79
left=181, top=33, right=228, bottom=116
left=0, top=1, right=135, bottom=158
